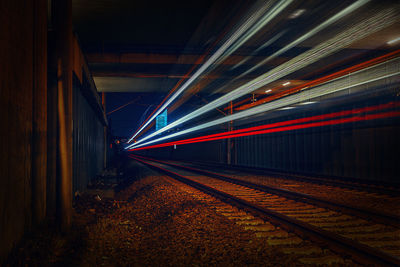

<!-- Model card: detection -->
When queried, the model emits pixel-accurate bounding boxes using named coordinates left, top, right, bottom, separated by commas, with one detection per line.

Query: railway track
left=151, top=158, right=400, bottom=218
left=133, top=155, right=400, bottom=228
left=180, top=160, right=400, bottom=197
left=130, top=155, right=400, bottom=266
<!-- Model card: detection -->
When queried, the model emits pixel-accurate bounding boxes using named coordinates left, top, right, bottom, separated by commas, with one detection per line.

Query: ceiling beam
left=86, top=52, right=248, bottom=65
left=91, top=71, right=223, bottom=79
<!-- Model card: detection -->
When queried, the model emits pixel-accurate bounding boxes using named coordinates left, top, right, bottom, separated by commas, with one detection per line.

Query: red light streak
left=129, top=102, right=399, bottom=152
left=180, top=111, right=399, bottom=143
left=179, top=102, right=397, bottom=143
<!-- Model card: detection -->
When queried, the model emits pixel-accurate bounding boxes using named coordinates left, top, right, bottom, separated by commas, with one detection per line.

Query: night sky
left=105, top=92, right=166, bottom=138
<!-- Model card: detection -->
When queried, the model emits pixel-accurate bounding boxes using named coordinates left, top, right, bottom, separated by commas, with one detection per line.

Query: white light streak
left=128, top=57, right=400, bottom=150
left=279, top=106, right=295, bottom=110
left=282, top=81, right=291, bottom=86
left=255, top=30, right=288, bottom=53
left=126, top=8, right=398, bottom=150
left=288, top=9, right=305, bottom=19
left=298, top=101, right=316, bottom=105
left=237, top=0, right=370, bottom=79
left=230, top=30, right=288, bottom=71
left=387, top=36, right=400, bottom=45
left=127, top=0, right=291, bottom=143
left=217, top=0, right=294, bottom=66
left=265, top=89, right=272, bottom=93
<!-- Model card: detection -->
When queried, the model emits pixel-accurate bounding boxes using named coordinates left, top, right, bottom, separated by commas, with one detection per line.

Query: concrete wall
left=0, top=0, right=47, bottom=261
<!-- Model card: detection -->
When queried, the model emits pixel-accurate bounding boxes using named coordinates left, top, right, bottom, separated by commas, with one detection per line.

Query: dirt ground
left=4, top=162, right=352, bottom=266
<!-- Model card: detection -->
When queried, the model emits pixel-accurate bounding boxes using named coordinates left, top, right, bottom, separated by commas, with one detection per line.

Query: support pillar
left=53, top=0, right=73, bottom=230
left=227, top=101, right=234, bottom=165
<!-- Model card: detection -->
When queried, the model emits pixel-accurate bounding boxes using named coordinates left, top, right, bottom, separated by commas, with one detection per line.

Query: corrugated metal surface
left=233, top=95, right=400, bottom=182
left=140, top=138, right=225, bottom=164
left=72, top=76, right=105, bottom=194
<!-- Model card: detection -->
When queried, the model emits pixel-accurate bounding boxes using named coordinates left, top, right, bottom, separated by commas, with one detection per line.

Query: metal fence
left=72, top=76, right=106, bottom=194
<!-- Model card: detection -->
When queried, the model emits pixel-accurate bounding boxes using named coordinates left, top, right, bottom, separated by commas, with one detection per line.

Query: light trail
left=214, top=0, right=370, bottom=95
left=215, top=0, right=294, bottom=66
left=238, top=0, right=370, bottom=78
left=127, top=0, right=290, bottom=143
left=230, top=30, right=288, bottom=71
left=128, top=54, right=204, bottom=141
left=127, top=8, right=399, bottom=150
left=126, top=55, right=400, bottom=150
left=128, top=102, right=400, bottom=151
left=129, top=102, right=397, bottom=150
left=236, top=49, right=400, bottom=110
